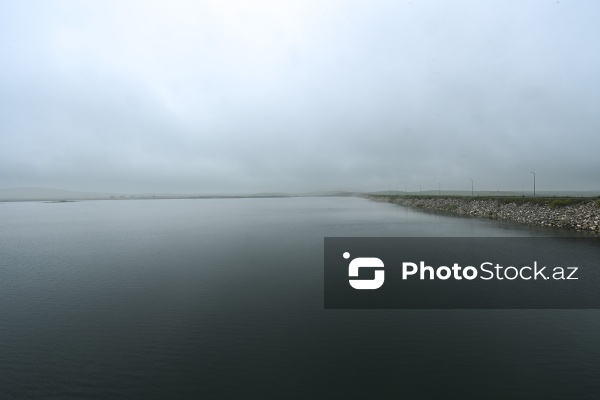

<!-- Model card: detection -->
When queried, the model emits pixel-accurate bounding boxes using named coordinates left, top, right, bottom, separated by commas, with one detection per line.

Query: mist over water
left=1, top=197, right=598, bottom=398
left=2, top=1, right=599, bottom=397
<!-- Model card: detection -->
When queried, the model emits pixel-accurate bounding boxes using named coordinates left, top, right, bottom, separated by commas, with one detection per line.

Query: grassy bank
left=370, top=194, right=599, bottom=208
left=368, top=195, right=600, bottom=233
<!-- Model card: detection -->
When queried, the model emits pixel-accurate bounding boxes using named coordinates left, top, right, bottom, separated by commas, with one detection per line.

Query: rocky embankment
left=369, top=196, right=600, bottom=233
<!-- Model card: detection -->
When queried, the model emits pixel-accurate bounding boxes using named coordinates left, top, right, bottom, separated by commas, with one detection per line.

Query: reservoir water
left=0, top=197, right=598, bottom=398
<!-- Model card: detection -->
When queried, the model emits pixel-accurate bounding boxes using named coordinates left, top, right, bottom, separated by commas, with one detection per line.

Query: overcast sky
left=1, top=0, right=599, bottom=194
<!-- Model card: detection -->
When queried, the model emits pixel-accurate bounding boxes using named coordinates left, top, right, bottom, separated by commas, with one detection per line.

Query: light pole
left=438, top=183, right=441, bottom=196
left=470, top=178, right=473, bottom=197
left=530, top=172, right=536, bottom=197
left=419, top=185, right=422, bottom=196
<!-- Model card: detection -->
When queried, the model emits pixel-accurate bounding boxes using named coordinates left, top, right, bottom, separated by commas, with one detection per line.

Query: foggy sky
left=1, top=0, right=599, bottom=194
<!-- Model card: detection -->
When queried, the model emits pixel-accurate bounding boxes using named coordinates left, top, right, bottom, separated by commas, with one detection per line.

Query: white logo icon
left=345, top=252, right=385, bottom=290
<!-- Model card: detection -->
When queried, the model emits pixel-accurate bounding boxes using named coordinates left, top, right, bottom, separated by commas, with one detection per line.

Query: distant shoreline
left=369, top=195, right=600, bottom=234
left=0, top=187, right=358, bottom=202
left=0, top=193, right=356, bottom=203
left=0, top=195, right=296, bottom=203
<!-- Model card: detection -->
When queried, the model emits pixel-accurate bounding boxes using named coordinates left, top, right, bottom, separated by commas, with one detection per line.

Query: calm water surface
left=0, top=197, right=598, bottom=398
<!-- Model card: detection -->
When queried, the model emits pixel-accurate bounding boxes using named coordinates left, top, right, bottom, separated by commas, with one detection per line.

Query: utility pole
left=470, top=178, right=473, bottom=197
left=419, top=185, right=422, bottom=196
left=438, top=183, right=441, bottom=196
left=530, top=172, right=536, bottom=197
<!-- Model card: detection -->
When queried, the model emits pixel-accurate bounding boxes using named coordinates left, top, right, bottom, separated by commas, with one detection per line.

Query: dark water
left=0, top=197, right=599, bottom=398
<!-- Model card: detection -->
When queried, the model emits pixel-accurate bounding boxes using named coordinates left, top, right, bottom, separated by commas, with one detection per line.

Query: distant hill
left=0, top=187, right=124, bottom=201
left=244, top=191, right=359, bottom=198
left=0, top=187, right=361, bottom=202
left=3, top=187, right=595, bottom=202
